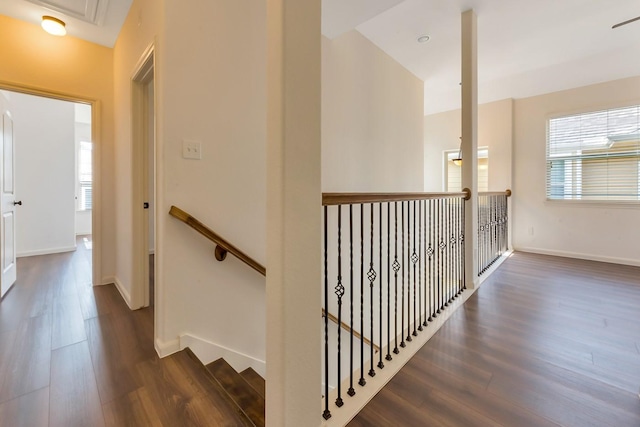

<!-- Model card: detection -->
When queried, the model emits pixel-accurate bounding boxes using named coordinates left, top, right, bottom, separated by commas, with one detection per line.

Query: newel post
left=461, top=9, right=479, bottom=288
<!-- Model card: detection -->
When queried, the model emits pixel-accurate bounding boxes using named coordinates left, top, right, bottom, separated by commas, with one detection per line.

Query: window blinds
left=546, top=105, right=640, bottom=201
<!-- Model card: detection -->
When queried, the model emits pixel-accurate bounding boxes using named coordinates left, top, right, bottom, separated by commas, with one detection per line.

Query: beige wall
left=322, top=31, right=424, bottom=192
left=424, top=98, right=513, bottom=192
left=0, top=14, right=115, bottom=281
left=513, top=76, right=640, bottom=265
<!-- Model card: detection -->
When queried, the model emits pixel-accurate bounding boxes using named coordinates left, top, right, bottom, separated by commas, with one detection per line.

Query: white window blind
left=445, top=149, right=488, bottom=192
left=547, top=105, right=640, bottom=201
left=78, top=141, right=92, bottom=210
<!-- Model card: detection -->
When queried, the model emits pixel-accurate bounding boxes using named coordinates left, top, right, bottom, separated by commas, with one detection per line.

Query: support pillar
left=462, top=9, right=479, bottom=288
left=266, top=0, right=322, bottom=426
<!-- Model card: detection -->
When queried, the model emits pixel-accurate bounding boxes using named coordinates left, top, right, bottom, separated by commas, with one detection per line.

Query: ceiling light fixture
left=452, top=137, right=462, bottom=166
left=41, top=16, right=66, bottom=36
left=417, top=34, right=430, bottom=43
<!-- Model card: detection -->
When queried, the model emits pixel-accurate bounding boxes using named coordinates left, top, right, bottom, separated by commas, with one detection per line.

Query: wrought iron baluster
left=393, top=202, right=400, bottom=355
left=400, top=202, right=406, bottom=348
left=368, top=204, right=376, bottom=378
left=462, top=198, right=466, bottom=290
left=438, top=198, right=444, bottom=313
left=428, top=199, right=434, bottom=321
left=322, top=206, right=331, bottom=420
left=359, top=205, right=365, bottom=387
left=411, top=201, right=418, bottom=337
left=406, top=201, right=412, bottom=343
left=378, top=203, right=384, bottom=369
left=335, top=206, right=344, bottom=407
left=347, top=205, right=355, bottom=397
left=418, top=200, right=423, bottom=331
left=386, top=203, right=392, bottom=362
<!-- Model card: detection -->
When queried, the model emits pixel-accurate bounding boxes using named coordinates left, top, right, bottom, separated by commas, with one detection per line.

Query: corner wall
left=322, top=31, right=424, bottom=192
left=512, top=76, right=640, bottom=266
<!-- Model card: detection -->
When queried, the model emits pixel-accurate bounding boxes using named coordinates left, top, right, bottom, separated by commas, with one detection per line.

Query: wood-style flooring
left=0, top=238, right=249, bottom=426
left=349, top=252, right=640, bottom=427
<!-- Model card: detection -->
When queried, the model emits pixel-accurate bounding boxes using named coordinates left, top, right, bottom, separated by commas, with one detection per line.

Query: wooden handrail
left=322, top=191, right=469, bottom=206
left=322, top=308, right=379, bottom=353
left=169, top=205, right=266, bottom=276
left=479, top=189, right=512, bottom=197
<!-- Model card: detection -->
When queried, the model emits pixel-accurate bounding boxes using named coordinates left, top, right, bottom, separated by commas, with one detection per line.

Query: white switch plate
left=182, top=140, right=202, bottom=160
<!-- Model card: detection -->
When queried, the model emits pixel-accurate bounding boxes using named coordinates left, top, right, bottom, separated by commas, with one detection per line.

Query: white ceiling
left=1, top=0, right=639, bottom=114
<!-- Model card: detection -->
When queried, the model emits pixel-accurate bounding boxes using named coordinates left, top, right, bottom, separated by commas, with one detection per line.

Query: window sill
left=545, top=199, right=640, bottom=209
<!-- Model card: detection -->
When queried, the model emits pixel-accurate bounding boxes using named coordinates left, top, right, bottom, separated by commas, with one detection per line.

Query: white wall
left=424, top=98, right=513, bottom=192
left=513, top=76, right=640, bottom=266
left=12, top=92, right=76, bottom=257
left=322, top=31, right=424, bottom=192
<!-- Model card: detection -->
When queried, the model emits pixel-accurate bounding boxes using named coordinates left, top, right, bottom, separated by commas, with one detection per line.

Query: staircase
left=180, top=348, right=266, bottom=426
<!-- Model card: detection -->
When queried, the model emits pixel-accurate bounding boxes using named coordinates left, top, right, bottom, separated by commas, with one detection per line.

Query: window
left=445, top=148, right=489, bottom=192
left=78, top=141, right=92, bottom=210
left=547, top=105, right=640, bottom=201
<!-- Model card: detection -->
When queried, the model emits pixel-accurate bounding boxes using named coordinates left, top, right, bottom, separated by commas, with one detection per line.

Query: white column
left=462, top=9, right=479, bottom=288
left=266, top=0, right=322, bottom=426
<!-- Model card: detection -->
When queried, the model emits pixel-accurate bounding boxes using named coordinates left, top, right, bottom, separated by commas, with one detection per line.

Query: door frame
left=0, top=82, right=102, bottom=287
left=131, top=44, right=156, bottom=309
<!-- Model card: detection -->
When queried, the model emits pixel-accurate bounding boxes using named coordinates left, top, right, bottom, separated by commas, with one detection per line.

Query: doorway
left=0, top=88, right=95, bottom=297
left=131, top=46, right=156, bottom=309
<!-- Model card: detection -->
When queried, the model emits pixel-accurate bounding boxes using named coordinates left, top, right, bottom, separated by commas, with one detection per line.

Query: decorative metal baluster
left=428, top=199, right=434, bottom=321
left=400, top=202, right=406, bottom=348
left=359, top=205, right=366, bottom=387
left=386, top=203, right=392, bottom=362
left=461, top=198, right=466, bottom=290
left=378, top=203, right=384, bottom=369
left=456, top=198, right=462, bottom=296
left=422, top=199, right=428, bottom=327
left=406, top=201, right=412, bottom=343
left=449, top=198, right=455, bottom=303
left=323, top=206, right=331, bottom=420
left=347, top=205, right=355, bottom=397
left=444, top=198, right=450, bottom=306
left=335, top=206, right=344, bottom=407
left=393, top=203, right=400, bottom=355
left=411, top=201, right=418, bottom=337
left=438, top=199, right=444, bottom=313
left=368, top=204, right=376, bottom=378
left=418, top=200, right=423, bottom=331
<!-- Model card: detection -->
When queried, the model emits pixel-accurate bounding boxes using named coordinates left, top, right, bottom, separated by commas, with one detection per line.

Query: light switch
left=182, top=140, right=202, bottom=160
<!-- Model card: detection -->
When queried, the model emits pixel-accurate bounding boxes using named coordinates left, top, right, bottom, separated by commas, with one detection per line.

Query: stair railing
left=321, top=190, right=470, bottom=420
left=477, top=190, right=511, bottom=276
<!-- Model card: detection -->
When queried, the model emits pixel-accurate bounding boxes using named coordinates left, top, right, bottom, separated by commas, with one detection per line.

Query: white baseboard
left=514, top=246, right=640, bottom=267
left=155, top=338, right=180, bottom=358
left=111, top=276, right=134, bottom=310
left=101, top=276, right=116, bottom=286
left=17, top=245, right=76, bottom=258
left=180, top=333, right=266, bottom=378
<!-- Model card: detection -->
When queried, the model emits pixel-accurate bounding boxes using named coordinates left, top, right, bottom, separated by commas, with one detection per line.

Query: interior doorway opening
left=0, top=88, right=95, bottom=298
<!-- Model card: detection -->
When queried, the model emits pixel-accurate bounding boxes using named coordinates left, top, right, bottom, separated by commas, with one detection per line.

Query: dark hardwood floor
left=0, top=238, right=248, bottom=426
left=350, top=252, right=640, bottom=427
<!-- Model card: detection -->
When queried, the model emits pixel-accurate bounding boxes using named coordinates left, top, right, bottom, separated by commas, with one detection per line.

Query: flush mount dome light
left=42, top=16, right=66, bottom=36
left=417, top=34, right=430, bottom=43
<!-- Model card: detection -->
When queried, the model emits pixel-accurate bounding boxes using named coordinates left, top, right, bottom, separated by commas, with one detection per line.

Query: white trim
left=155, top=337, right=180, bottom=358
left=100, top=275, right=116, bottom=286
left=112, top=276, right=134, bottom=309
left=179, top=333, right=266, bottom=378
left=514, top=246, right=640, bottom=267
left=17, top=245, right=76, bottom=258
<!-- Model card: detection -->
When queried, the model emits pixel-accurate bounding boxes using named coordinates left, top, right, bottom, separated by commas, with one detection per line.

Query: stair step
left=206, top=358, right=265, bottom=427
left=131, top=348, right=253, bottom=426
left=240, top=367, right=265, bottom=399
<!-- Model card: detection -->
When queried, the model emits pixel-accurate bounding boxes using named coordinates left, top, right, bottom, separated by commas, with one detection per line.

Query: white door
left=0, top=111, right=17, bottom=297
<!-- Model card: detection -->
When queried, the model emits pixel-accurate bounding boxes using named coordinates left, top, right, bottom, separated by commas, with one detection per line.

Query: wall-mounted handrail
left=169, top=205, right=266, bottom=276
left=322, top=191, right=470, bottom=206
